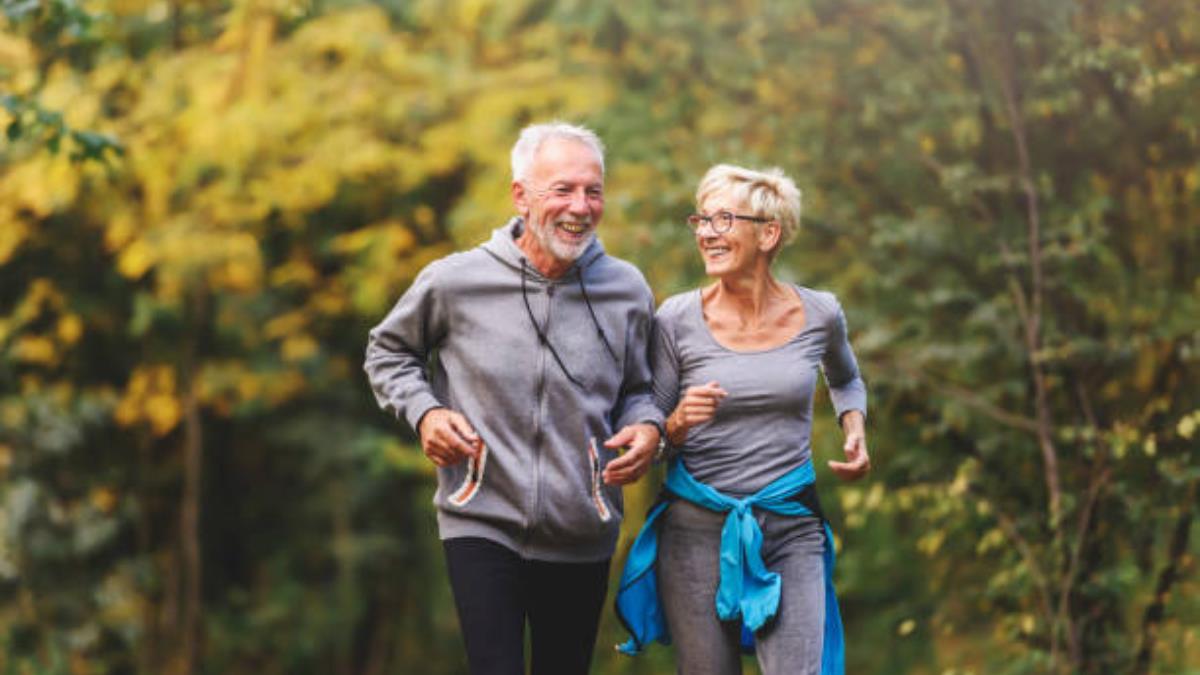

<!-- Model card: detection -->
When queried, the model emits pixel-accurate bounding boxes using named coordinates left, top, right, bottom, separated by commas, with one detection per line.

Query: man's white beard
left=530, top=216, right=594, bottom=263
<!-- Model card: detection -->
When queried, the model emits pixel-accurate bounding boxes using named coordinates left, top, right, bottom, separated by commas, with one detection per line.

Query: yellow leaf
left=264, top=311, right=308, bottom=340
left=104, top=210, right=138, bottom=253
left=2, top=155, right=79, bottom=217
left=269, top=259, right=317, bottom=288
left=90, top=487, right=118, bottom=514
left=0, top=211, right=29, bottom=265
left=214, top=259, right=262, bottom=293
left=144, top=394, right=182, bottom=436
left=12, top=336, right=57, bottom=365
left=917, top=530, right=946, bottom=556
left=282, top=334, right=318, bottom=362
left=897, top=619, right=916, bottom=636
left=114, top=398, right=139, bottom=427
left=1178, top=413, right=1197, bottom=440
left=236, top=374, right=263, bottom=402
left=413, top=205, right=435, bottom=229
left=117, top=239, right=156, bottom=279
left=57, top=315, right=83, bottom=345
left=840, top=487, right=862, bottom=511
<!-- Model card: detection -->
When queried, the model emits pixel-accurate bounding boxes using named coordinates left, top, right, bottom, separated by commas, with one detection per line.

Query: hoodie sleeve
left=612, top=290, right=665, bottom=432
left=363, top=260, right=449, bottom=433
left=821, top=295, right=868, bottom=421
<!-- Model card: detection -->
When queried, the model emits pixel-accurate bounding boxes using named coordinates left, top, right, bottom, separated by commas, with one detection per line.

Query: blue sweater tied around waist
left=615, top=459, right=844, bottom=675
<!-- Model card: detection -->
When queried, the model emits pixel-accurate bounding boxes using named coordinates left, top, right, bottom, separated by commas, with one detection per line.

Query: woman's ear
left=758, top=220, right=782, bottom=255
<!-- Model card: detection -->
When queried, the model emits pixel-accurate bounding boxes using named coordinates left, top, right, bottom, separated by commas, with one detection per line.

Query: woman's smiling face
left=694, top=191, right=773, bottom=279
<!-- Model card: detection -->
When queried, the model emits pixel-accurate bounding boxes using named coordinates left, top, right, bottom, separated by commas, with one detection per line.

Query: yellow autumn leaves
left=113, top=365, right=182, bottom=436
left=0, top=280, right=84, bottom=368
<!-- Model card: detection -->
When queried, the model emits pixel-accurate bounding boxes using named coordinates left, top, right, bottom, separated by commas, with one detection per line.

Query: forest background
left=1, top=1, right=1197, bottom=673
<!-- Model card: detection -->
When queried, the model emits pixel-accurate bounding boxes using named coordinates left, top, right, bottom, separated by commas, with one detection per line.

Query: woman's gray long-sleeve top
left=652, top=286, right=867, bottom=496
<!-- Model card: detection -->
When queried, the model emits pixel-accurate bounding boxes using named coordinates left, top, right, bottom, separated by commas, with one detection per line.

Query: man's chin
left=549, top=234, right=593, bottom=262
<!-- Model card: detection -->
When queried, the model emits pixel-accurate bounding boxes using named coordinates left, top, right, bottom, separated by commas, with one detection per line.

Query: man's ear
left=512, top=181, right=529, bottom=218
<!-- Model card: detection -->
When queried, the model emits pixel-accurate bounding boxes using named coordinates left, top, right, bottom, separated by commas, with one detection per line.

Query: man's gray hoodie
left=364, top=218, right=662, bottom=562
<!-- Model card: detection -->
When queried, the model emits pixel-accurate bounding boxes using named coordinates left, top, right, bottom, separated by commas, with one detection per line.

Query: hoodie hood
left=482, top=217, right=605, bottom=281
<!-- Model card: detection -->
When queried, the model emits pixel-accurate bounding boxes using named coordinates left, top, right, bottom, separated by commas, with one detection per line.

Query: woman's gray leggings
left=658, top=500, right=827, bottom=675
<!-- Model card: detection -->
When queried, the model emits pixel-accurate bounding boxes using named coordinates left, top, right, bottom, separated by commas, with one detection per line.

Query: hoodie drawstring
left=577, top=273, right=620, bottom=365
left=520, top=258, right=620, bottom=389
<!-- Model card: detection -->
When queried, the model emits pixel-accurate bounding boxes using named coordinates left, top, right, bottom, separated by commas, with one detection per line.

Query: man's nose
left=568, top=190, right=590, bottom=212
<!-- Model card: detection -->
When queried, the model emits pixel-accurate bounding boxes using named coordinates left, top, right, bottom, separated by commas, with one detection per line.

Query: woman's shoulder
left=655, top=289, right=701, bottom=322
left=795, top=285, right=845, bottom=323
left=653, top=290, right=703, bottom=344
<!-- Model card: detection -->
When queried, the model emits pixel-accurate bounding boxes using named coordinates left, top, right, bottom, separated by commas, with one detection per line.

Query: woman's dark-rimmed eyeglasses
left=686, top=211, right=771, bottom=234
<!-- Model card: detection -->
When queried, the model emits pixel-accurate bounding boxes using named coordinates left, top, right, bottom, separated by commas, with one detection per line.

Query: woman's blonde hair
left=696, top=164, right=802, bottom=255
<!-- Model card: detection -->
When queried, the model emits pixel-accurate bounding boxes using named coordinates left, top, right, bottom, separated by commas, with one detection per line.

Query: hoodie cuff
left=404, top=394, right=446, bottom=435
left=615, top=400, right=664, bottom=436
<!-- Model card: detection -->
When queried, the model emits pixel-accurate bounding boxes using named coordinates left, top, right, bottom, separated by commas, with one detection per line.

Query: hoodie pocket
left=447, top=446, right=488, bottom=508
left=587, top=437, right=613, bottom=522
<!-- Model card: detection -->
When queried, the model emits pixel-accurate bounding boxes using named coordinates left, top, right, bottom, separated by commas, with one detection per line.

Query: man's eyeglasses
left=685, top=211, right=772, bottom=234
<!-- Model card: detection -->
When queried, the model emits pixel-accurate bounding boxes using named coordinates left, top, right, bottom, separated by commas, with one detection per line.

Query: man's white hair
left=511, top=121, right=606, bottom=183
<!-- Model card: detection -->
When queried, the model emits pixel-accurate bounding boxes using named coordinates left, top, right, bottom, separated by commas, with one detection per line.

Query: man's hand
left=418, top=408, right=484, bottom=467
left=601, top=423, right=661, bottom=486
left=828, top=410, right=870, bottom=481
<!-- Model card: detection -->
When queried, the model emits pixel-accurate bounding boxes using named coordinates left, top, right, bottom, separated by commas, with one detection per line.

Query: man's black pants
left=442, top=537, right=611, bottom=675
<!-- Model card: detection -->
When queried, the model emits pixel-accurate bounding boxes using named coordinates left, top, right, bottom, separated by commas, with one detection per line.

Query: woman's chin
left=704, top=260, right=735, bottom=278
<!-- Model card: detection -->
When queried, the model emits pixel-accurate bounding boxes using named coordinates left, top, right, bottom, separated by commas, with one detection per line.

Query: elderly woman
left=616, top=164, right=870, bottom=675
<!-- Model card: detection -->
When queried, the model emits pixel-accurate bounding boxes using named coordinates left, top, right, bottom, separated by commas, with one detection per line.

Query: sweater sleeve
left=821, top=298, right=868, bottom=420
left=612, top=290, right=666, bottom=431
left=363, top=260, right=449, bottom=433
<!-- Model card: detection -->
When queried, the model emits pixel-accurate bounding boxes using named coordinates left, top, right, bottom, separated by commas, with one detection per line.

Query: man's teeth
left=558, top=222, right=589, bottom=234
left=706, top=247, right=730, bottom=257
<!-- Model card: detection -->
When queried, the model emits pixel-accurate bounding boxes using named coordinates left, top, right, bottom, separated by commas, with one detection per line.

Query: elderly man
left=364, top=122, right=663, bottom=675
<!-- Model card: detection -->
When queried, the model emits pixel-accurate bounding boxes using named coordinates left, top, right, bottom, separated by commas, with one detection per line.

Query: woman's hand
left=666, top=381, right=728, bottom=445
left=829, top=409, right=870, bottom=481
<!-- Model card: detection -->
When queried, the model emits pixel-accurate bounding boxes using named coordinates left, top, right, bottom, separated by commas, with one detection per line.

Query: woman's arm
left=829, top=409, right=870, bottom=481
left=821, top=296, right=870, bottom=480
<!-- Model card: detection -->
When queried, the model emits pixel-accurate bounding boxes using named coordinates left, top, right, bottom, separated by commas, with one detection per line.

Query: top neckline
left=691, top=284, right=814, bottom=355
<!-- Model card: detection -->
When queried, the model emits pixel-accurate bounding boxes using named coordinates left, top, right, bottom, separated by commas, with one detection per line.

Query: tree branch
left=968, top=483, right=1056, bottom=628
left=887, top=359, right=1040, bottom=434
left=1132, top=479, right=1198, bottom=675
left=993, top=7, right=1062, bottom=532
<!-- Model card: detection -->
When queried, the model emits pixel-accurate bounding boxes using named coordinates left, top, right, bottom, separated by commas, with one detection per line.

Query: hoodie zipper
left=525, top=281, right=554, bottom=548
left=535, top=284, right=556, bottom=534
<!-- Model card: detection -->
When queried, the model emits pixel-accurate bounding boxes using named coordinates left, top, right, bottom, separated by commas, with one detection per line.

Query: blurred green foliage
left=1, top=1, right=1197, bottom=674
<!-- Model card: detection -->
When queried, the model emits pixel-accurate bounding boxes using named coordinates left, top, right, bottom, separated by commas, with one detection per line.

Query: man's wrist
left=415, top=406, right=446, bottom=436
left=653, top=434, right=667, bottom=463
left=639, top=419, right=667, bottom=463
